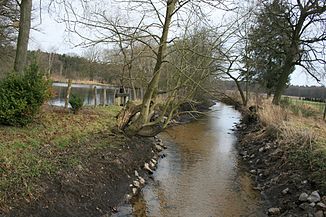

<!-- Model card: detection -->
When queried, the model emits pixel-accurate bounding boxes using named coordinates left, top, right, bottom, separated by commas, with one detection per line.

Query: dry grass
left=254, top=99, right=321, bottom=147
left=250, top=99, right=326, bottom=190
left=258, top=100, right=289, bottom=127
left=50, top=75, right=113, bottom=86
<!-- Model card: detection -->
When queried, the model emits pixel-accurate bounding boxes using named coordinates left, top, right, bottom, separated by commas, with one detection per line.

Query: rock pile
left=125, top=136, right=167, bottom=200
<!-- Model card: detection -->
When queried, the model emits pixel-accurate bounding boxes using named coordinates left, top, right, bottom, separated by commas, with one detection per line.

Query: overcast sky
left=28, top=2, right=324, bottom=87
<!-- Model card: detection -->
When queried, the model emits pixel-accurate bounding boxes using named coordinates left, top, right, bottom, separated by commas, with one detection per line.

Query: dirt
left=2, top=132, right=157, bottom=217
left=236, top=113, right=326, bottom=216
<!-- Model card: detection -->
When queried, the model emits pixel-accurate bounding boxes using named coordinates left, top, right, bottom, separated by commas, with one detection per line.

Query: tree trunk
left=235, top=80, right=247, bottom=106
left=129, top=71, right=137, bottom=100
left=93, top=86, right=97, bottom=107
left=103, top=88, right=107, bottom=106
left=120, top=0, right=177, bottom=136
left=65, top=79, right=72, bottom=109
left=14, top=0, right=32, bottom=73
left=272, top=63, right=293, bottom=105
left=117, top=101, right=142, bottom=130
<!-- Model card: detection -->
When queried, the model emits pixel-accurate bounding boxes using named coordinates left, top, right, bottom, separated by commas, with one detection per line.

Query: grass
left=281, top=97, right=325, bottom=117
left=257, top=99, right=326, bottom=191
left=0, top=105, right=121, bottom=211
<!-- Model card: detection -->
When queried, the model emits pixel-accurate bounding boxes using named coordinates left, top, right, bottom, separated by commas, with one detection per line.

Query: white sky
left=28, top=1, right=324, bottom=87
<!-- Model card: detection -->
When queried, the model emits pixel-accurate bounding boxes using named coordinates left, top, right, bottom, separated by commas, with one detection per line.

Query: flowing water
left=115, top=102, right=265, bottom=217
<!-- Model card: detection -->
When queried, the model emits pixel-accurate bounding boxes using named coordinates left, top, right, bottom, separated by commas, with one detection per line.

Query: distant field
left=282, top=96, right=325, bottom=116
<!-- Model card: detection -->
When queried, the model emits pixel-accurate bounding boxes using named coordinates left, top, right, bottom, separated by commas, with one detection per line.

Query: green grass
left=281, top=97, right=325, bottom=117
left=0, top=105, right=121, bottom=210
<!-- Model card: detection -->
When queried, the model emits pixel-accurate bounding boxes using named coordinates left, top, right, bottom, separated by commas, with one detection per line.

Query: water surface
left=115, top=102, right=264, bottom=217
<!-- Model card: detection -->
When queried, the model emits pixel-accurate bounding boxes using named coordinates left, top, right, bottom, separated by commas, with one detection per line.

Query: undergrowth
left=0, top=105, right=121, bottom=212
left=256, top=99, right=326, bottom=193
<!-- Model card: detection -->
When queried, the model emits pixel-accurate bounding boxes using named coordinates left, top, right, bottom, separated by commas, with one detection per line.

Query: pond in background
left=49, top=82, right=144, bottom=107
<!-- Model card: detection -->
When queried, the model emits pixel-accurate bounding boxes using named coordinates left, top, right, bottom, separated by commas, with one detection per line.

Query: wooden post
left=65, top=79, right=72, bottom=109
left=103, top=88, right=107, bottom=106
left=113, top=88, right=117, bottom=105
left=93, top=86, right=97, bottom=107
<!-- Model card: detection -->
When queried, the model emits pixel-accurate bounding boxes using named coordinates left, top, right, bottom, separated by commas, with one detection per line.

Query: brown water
left=114, top=102, right=265, bottom=217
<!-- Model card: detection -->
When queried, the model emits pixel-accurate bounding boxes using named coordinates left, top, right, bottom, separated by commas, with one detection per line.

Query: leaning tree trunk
left=235, top=79, right=247, bottom=106
left=117, top=0, right=177, bottom=136
left=14, top=0, right=32, bottom=73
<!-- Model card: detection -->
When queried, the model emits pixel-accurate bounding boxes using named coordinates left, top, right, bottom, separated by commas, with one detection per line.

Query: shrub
left=0, top=64, right=50, bottom=126
left=69, top=94, right=84, bottom=114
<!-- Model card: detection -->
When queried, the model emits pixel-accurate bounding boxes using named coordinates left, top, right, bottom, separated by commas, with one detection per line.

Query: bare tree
left=51, top=0, right=227, bottom=136
left=83, top=45, right=102, bottom=81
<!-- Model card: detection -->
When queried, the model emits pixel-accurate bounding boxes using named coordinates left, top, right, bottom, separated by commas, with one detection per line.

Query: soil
left=2, top=132, right=157, bottom=217
left=236, top=112, right=326, bottom=216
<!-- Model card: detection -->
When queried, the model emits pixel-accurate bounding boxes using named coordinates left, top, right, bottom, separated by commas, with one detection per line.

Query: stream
left=114, top=102, right=265, bottom=217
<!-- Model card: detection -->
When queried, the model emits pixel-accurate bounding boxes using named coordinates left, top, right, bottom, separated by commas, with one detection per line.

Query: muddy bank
left=2, top=132, right=164, bottom=217
left=236, top=114, right=326, bottom=216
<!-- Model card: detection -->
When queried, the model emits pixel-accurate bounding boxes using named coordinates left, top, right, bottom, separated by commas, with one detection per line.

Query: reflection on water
left=49, top=82, right=143, bottom=107
left=114, top=102, right=264, bottom=217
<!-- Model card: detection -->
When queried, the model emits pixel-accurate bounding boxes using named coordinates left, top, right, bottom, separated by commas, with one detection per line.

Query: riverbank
left=0, top=105, right=163, bottom=216
left=235, top=100, right=326, bottom=216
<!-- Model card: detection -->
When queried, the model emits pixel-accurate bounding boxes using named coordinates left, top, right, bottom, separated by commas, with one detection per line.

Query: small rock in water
left=132, top=188, right=137, bottom=195
left=138, top=176, right=145, bottom=185
left=268, top=207, right=281, bottom=215
left=259, top=147, right=265, bottom=152
left=111, top=207, right=118, bottom=213
left=153, top=155, right=158, bottom=160
left=155, top=144, right=163, bottom=152
left=299, top=193, right=309, bottom=202
left=160, top=153, right=166, bottom=158
left=282, top=188, right=290, bottom=195
left=149, top=161, right=155, bottom=169
left=133, top=180, right=140, bottom=188
left=125, top=194, right=132, bottom=201
left=308, top=191, right=321, bottom=203
left=151, top=159, right=157, bottom=165
left=317, top=202, right=326, bottom=210
left=144, top=163, right=153, bottom=174
left=134, top=170, right=139, bottom=177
